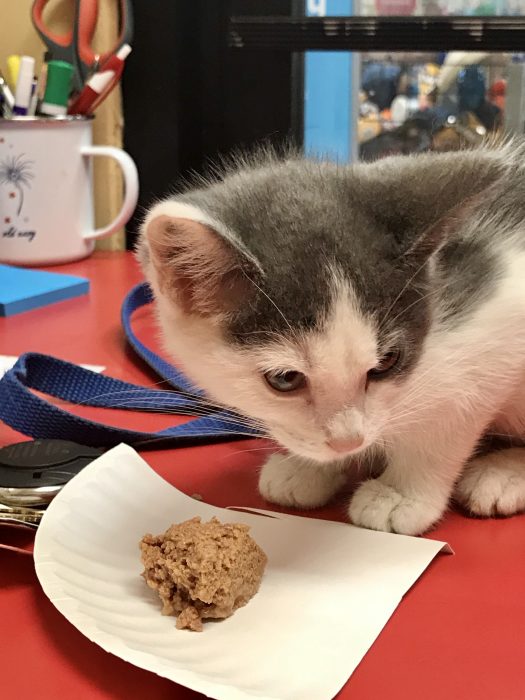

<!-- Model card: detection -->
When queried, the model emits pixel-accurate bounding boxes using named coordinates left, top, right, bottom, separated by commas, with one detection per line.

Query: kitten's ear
left=143, top=203, right=259, bottom=316
left=364, top=148, right=507, bottom=259
left=404, top=185, right=491, bottom=263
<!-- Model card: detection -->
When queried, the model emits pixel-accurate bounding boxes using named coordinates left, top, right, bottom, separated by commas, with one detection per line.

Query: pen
left=13, top=56, right=35, bottom=116
left=0, top=94, right=8, bottom=119
left=68, top=44, right=132, bottom=115
left=28, top=78, right=38, bottom=116
left=0, top=71, right=14, bottom=117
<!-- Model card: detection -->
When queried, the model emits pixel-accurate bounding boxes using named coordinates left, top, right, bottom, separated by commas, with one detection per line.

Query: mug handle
left=80, top=145, right=139, bottom=240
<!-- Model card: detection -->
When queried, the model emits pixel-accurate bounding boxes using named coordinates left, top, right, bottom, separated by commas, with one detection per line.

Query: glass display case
left=303, top=0, right=525, bottom=161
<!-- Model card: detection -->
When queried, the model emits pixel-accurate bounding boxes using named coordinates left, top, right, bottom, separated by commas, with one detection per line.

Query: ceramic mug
left=0, top=116, right=139, bottom=266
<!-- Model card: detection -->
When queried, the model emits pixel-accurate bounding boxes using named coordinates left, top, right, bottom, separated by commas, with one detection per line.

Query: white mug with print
left=0, top=116, right=139, bottom=266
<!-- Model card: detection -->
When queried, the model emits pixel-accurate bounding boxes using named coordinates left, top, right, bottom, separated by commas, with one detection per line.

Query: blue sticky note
left=0, top=264, right=89, bottom=316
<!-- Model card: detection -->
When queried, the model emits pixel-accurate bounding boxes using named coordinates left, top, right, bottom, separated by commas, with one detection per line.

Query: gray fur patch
left=150, top=143, right=521, bottom=375
left=437, top=238, right=502, bottom=327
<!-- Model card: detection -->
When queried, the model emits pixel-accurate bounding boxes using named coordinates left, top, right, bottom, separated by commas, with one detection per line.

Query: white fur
left=258, top=453, right=348, bottom=509
left=455, top=449, right=525, bottom=516
left=144, top=200, right=525, bottom=536
left=347, top=249, right=525, bottom=533
left=348, top=479, right=445, bottom=535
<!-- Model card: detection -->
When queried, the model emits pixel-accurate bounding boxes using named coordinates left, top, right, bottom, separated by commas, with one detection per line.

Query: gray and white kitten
left=139, top=143, right=525, bottom=536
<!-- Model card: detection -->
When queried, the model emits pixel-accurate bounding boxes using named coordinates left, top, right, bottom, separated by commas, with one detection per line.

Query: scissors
left=31, top=0, right=134, bottom=93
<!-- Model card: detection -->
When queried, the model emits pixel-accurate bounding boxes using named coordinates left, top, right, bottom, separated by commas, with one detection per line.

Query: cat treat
left=140, top=516, right=267, bottom=631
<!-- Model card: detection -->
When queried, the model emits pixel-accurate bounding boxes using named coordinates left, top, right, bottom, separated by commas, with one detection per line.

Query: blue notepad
left=0, top=264, right=89, bottom=317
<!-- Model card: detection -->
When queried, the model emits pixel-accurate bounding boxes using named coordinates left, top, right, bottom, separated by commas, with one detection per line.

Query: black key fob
left=0, top=439, right=104, bottom=507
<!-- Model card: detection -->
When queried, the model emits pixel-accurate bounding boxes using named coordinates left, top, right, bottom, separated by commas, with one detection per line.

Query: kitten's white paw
left=455, top=450, right=525, bottom=517
left=259, top=453, right=347, bottom=509
left=348, top=479, right=443, bottom=535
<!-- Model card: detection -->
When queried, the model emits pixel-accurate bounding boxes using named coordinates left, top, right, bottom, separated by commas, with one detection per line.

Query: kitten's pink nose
left=326, top=436, right=364, bottom=454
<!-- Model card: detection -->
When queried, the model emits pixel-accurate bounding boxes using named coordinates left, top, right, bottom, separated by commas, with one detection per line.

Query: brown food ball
left=140, top=516, right=267, bottom=631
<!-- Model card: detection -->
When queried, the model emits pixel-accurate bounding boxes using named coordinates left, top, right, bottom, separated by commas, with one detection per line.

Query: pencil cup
left=0, top=116, right=139, bottom=266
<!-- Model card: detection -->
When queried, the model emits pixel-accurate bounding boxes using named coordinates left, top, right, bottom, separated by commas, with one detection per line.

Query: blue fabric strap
left=121, top=282, right=200, bottom=394
left=0, top=282, right=260, bottom=448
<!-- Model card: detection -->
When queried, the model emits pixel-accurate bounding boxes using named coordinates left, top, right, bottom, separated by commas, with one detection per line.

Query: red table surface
left=1, top=252, right=524, bottom=700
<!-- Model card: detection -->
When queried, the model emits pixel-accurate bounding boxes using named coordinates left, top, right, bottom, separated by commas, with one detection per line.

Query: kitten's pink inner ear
left=146, top=214, right=249, bottom=316
left=407, top=189, right=485, bottom=262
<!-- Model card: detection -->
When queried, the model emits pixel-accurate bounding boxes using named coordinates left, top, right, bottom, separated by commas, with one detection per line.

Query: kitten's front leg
left=455, top=448, right=525, bottom=517
left=349, top=415, right=486, bottom=535
left=259, top=453, right=348, bottom=509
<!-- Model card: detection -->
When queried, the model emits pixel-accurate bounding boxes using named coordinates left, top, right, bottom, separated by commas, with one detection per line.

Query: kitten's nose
left=326, top=436, right=364, bottom=454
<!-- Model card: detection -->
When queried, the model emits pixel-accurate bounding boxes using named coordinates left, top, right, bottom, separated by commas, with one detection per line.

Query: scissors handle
left=32, top=0, right=132, bottom=91
left=32, top=0, right=97, bottom=57
left=76, top=0, right=100, bottom=68
left=81, top=0, right=133, bottom=69
left=76, top=0, right=133, bottom=89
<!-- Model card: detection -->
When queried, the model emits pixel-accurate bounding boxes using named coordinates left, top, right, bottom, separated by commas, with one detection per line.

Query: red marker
left=68, top=44, right=132, bottom=115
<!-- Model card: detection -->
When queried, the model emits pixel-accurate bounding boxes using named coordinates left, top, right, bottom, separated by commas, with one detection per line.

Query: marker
left=68, top=44, right=132, bottom=115
left=6, top=55, right=20, bottom=91
left=0, top=71, right=14, bottom=116
left=13, top=56, right=35, bottom=116
left=39, top=60, right=74, bottom=116
left=28, top=78, right=38, bottom=116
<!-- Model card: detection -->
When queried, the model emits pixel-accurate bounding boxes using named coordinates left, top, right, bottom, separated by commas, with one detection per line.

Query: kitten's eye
left=367, top=350, right=400, bottom=380
left=264, top=370, right=306, bottom=393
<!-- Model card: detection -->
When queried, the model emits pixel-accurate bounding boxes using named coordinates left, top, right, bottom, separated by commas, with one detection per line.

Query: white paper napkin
left=34, top=444, right=450, bottom=700
left=0, top=354, right=105, bottom=376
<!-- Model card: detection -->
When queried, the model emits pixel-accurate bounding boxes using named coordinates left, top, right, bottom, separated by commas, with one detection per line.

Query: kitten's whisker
left=62, top=381, right=265, bottom=426
left=397, top=347, right=470, bottom=406
left=105, top=405, right=264, bottom=430
left=385, top=287, right=440, bottom=329
left=377, top=257, right=432, bottom=332
left=241, top=270, right=294, bottom=333
left=175, top=430, right=264, bottom=439
left=388, top=388, right=464, bottom=424
left=65, top=381, right=210, bottom=410
left=396, top=379, right=466, bottom=417
left=70, top=376, right=260, bottom=416
left=177, top=425, right=267, bottom=438
left=279, top=452, right=303, bottom=467
left=483, top=432, right=516, bottom=439
left=61, top=395, right=266, bottom=431
left=385, top=376, right=483, bottom=428
left=218, top=446, right=277, bottom=460
left=68, top=382, right=170, bottom=405
left=237, top=329, right=288, bottom=339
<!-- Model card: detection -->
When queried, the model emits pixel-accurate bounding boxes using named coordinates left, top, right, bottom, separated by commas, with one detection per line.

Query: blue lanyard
left=0, top=282, right=260, bottom=448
